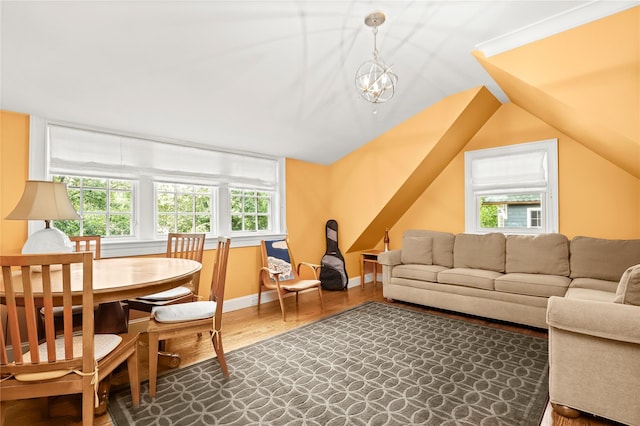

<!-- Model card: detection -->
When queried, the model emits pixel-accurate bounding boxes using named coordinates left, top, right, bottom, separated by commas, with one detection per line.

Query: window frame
left=464, top=139, right=558, bottom=235
left=28, top=117, right=286, bottom=257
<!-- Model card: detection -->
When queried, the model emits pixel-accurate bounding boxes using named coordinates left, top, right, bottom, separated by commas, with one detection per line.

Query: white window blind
left=470, top=150, right=548, bottom=190
left=49, top=125, right=278, bottom=189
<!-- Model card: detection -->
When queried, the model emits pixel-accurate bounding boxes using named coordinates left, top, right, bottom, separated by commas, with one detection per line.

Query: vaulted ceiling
left=2, top=1, right=634, bottom=164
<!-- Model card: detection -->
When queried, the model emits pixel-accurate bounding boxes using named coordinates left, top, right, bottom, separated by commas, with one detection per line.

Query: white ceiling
left=1, top=1, right=629, bottom=164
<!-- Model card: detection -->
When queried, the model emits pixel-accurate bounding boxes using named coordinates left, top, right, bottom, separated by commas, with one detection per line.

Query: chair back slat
left=210, top=238, right=230, bottom=302
left=166, top=233, right=205, bottom=294
left=166, top=233, right=205, bottom=262
left=210, top=238, right=231, bottom=331
left=69, top=235, right=101, bottom=259
left=0, top=253, right=92, bottom=371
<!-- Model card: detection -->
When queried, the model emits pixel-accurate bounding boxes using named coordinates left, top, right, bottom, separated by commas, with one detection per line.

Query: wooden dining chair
left=258, top=238, right=324, bottom=321
left=146, top=237, right=231, bottom=398
left=43, top=235, right=103, bottom=336
left=70, top=235, right=101, bottom=259
left=126, top=232, right=206, bottom=312
left=0, top=252, right=140, bottom=426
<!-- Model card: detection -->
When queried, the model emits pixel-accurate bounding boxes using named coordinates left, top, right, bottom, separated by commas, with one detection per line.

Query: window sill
left=100, top=233, right=286, bottom=258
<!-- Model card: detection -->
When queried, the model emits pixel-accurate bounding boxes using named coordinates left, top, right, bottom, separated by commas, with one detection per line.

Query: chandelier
left=355, top=11, right=398, bottom=104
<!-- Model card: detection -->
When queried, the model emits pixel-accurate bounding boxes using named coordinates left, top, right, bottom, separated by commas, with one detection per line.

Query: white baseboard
left=126, top=273, right=381, bottom=331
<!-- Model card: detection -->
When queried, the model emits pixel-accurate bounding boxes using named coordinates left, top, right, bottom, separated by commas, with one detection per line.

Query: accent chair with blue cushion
left=259, top=238, right=324, bottom=321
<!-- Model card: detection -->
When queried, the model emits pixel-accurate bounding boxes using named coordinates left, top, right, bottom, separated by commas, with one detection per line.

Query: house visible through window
left=465, top=139, right=558, bottom=234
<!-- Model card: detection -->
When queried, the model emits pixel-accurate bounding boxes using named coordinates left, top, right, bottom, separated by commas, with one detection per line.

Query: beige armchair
left=546, top=295, right=640, bottom=425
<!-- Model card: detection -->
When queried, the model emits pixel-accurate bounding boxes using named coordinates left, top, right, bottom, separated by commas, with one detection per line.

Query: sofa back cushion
left=403, top=230, right=455, bottom=267
left=401, top=235, right=433, bottom=265
left=570, top=236, right=640, bottom=282
left=453, top=233, right=505, bottom=272
left=614, top=264, right=640, bottom=306
left=505, top=233, right=570, bottom=276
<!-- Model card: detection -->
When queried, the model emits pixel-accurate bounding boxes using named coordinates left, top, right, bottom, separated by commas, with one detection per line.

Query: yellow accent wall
left=0, top=111, right=30, bottom=255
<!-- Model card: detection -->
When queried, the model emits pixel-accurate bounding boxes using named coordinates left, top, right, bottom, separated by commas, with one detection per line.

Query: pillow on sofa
left=614, top=265, right=640, bottom=305
left=401, top=236, right=433, bottom=265
left=505, top=234, right=570, bottom=276
left=570, top=236, right=640, bottom=282
left=453, top=233, right=505, bottom=273
left=403, top=230, right=455, bottom=267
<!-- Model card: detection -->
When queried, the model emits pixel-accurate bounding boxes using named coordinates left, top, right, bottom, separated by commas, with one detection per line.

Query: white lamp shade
left=5, top=180, right=80, bottom=221
left=5, top=180, right=79, bottom=254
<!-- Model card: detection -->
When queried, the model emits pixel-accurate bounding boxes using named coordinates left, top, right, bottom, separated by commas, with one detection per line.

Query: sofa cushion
left=505, top=234, right=570, bottom=276
left=614, top=265, right=640, bottom=306
left=564, top=287, right=617, bottom=303
left=453, top=233, right=505, bottom=272
left=392, top=264, right=447, bottom=282
left=437, top=268, right=502, bottom=291
left=401, top=235, right=432, bottom=265
left=403, top=230, right=455, bottom=267
left=495, top=273, right=570, bottom=298
left=570, top=236, right=640, bottom=282
left=569, top=277, right=618, bottom=293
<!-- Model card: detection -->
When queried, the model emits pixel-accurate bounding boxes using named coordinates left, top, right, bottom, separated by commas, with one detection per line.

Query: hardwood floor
left=1, top=283, right=620, bottom=425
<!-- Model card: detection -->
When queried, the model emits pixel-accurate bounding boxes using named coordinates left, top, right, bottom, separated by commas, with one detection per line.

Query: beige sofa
left=547, top=239, right=640, bottom=425
left=379, top=230, right=577, bottom=328
left=379, top=230, right=640, bottom=329
left=379, top=230, right=640, bottom=424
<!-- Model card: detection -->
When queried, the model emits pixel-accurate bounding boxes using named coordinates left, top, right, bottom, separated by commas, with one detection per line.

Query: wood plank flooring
left=1, top=283, right=620, bottom=425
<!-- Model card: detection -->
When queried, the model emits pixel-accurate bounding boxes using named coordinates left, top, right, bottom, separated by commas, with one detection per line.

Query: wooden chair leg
left=257, top=283, right=263, bottom=308
left=127, top=344, right=140, bottom=407
left=212, top=331, right=230, bottom=377
left=317, top=285, right=324, bottom=311
left=148, top=332, right=160, bottom=398
left=82, top=377, right=94, bottom=426
left=276, top=290, right=287, bottom=322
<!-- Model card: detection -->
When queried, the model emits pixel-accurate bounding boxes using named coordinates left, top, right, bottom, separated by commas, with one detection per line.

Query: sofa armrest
left=547, top=296, right=640, bottom=344
left=377, top=250, right=401, bottom=266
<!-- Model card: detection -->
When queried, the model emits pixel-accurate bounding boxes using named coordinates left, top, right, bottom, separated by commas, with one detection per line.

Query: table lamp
left=5, top=180, right=80, bottom=254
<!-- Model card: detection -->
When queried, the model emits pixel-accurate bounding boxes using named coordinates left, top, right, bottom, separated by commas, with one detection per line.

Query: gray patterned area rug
left=109, top=302, right=549, bottom=425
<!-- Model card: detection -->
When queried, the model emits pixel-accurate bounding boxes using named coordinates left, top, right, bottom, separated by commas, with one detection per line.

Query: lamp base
left=22, top=227, right=74, bottom=254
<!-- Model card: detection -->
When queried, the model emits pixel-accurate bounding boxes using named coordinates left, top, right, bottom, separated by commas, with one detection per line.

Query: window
left=527, top=207, right=542, bottom=228
left=156, top=183, right=214, bottom=235
left=52, top=175, right=133, bottom=237
left=464, top=139, right=558, bottom=234
left=29, top=119, right=285, bottom=256
left=230, top=189, right=272, bottom=232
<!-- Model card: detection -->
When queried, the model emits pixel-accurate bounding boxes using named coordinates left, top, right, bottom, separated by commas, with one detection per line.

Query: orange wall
left=392, top=103, right=640, bottom=245
left=0, top=111, right=30, bottom=255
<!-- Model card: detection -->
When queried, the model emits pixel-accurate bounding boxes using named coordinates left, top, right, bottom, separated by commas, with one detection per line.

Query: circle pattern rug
left=109, top=302, right=549, bottom=425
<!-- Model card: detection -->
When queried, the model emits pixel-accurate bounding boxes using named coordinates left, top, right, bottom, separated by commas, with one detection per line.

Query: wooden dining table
left=1, top=257, right=202, bottom=303
left=0, top=256, right=203, bottom=333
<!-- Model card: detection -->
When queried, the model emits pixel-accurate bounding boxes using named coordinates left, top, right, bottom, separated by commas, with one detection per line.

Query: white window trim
left=464, top=139, right=558, bottom=235
left=527, top=207, right=542, bottom=228
left=28, top=117, right=286, bottom=257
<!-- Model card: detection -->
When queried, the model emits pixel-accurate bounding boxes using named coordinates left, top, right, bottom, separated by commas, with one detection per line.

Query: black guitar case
left=320, top=219, right=348, bottom=290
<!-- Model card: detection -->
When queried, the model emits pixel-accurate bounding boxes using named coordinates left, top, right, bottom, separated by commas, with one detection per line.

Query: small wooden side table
left=360, top=249, right=383, bottom=289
